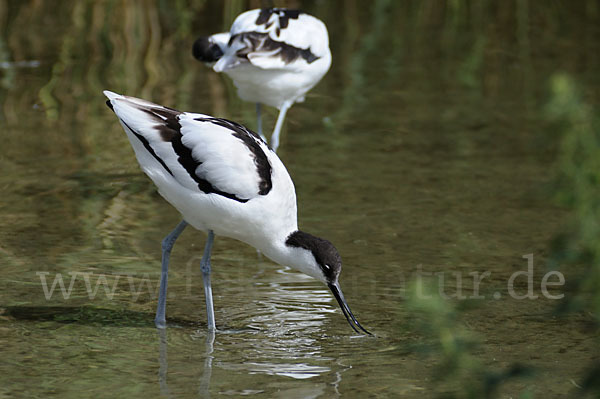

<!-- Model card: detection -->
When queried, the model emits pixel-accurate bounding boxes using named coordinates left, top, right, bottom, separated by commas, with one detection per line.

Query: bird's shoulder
left=228, top=8, right=330, bottom=70
left=106, top=93, right=274, bottom=203
left=175, top=113, right=274, bottom=201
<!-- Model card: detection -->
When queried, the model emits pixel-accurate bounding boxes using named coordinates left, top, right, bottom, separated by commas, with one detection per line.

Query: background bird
left=104, top=91, right=370, bottom=335
left=192, top=7, right=331, bottom=152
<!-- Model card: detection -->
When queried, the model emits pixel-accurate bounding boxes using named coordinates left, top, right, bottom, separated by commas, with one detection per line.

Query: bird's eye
left=323, top=264, right=330, bottom=270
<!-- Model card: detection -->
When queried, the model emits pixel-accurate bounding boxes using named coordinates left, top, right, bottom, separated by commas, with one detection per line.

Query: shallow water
left=1, top=1, right=599, bottom=397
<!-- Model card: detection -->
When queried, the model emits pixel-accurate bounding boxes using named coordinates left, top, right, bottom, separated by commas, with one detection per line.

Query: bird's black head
left=192, top=36, right=224, bottom=63
left=285, top=230, right=371, bottom=335
left=285, top=230, right=341, bottom=284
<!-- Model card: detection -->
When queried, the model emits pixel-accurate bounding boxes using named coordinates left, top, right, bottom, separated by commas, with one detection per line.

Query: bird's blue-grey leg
left=270, top=101, right=292, bottom=152
left=201, top=230, right=216, bottom=331
left=155, top=220, right=188, bottom=329
left=255, top=103, right=266, bottom=142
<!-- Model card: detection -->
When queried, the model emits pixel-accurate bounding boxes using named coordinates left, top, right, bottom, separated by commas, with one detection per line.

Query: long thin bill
left=328, top=282, right=372, bottom=335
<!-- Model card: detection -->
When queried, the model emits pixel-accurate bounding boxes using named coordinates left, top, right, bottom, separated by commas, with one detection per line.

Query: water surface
left=1, top=1, right=599, bottom=397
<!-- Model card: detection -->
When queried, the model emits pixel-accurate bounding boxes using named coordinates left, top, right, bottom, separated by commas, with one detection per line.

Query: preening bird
left=103, top=91, right=370, bottom=335
left=192, top=7, right=331, bottom=152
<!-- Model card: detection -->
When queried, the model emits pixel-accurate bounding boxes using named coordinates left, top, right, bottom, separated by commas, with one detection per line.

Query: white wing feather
left=105, top=91, right=269, bottom=201
left=214, top=9, right=329, bottom=71
left=179, top=113, right=267, bottom=199
left=230, top=10, right=329, bottom=56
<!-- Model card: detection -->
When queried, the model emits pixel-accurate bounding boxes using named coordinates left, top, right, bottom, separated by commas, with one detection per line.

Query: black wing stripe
left=106, top=100, right=174, bottom=174
left=256, top=8, right=302, bottom=29
left=123, top=104, right=251, bottom=203
left=232, top=32, right=319, bottom=64
left=168, top=123, right=250, bottom=203
left=194, top=117, right=273, bottom=196
left=120, top=120, right=174, bottom=177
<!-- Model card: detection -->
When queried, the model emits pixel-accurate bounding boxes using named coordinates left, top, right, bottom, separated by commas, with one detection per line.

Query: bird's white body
left=218, top=61, right=321, bottom=109
left=105, top=91, right=325, bottom=282
left=104, top=91, right=370, bottom=334
left=209, top=8, right=331, bottom=110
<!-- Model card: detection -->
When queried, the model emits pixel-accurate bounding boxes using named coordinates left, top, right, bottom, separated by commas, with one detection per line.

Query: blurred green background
left=0, top=0, right=599, bottom=398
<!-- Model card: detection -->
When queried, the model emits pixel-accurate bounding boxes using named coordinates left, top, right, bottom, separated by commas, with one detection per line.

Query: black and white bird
left=103, top=91, right=370, bottom=335
left=192, top=8, right=331, bottom=152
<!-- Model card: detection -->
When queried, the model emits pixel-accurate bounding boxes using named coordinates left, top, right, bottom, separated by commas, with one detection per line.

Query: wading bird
left=192, top=8, right=331, bottom=152
left=104, top=91, right=370, bottom=335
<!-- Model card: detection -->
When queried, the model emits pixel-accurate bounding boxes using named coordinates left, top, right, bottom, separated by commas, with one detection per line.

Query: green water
left=1, top=1, right=599, bottom=397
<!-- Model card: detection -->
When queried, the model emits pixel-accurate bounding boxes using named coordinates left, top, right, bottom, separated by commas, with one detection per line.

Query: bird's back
left=229, top=8, right=330, bottom=59
left=104, top=91, right=298, bottom=246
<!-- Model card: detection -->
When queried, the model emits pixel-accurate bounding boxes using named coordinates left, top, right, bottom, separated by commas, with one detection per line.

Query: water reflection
left=157, top=328, right=215, bottom=398
left=157, top=328, right=336, bottom=397
left=2, top=0, right=600, bottom=397
left=153, top=266, right=350, bottom=396
left=215, top=267, right=338, bottom=380
left=252, top=268, right=338, bottom=332
left=198, top=331, right=215, bottom=398
left=157, top=329, right=170, bottom=397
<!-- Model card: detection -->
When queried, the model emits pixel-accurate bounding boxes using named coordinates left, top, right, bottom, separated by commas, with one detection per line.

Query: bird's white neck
left=249, top=229, right=327, bottom=283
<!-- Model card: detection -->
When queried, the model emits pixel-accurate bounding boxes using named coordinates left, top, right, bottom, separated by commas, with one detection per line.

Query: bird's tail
left=103, top=91, right=182, bottom=138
